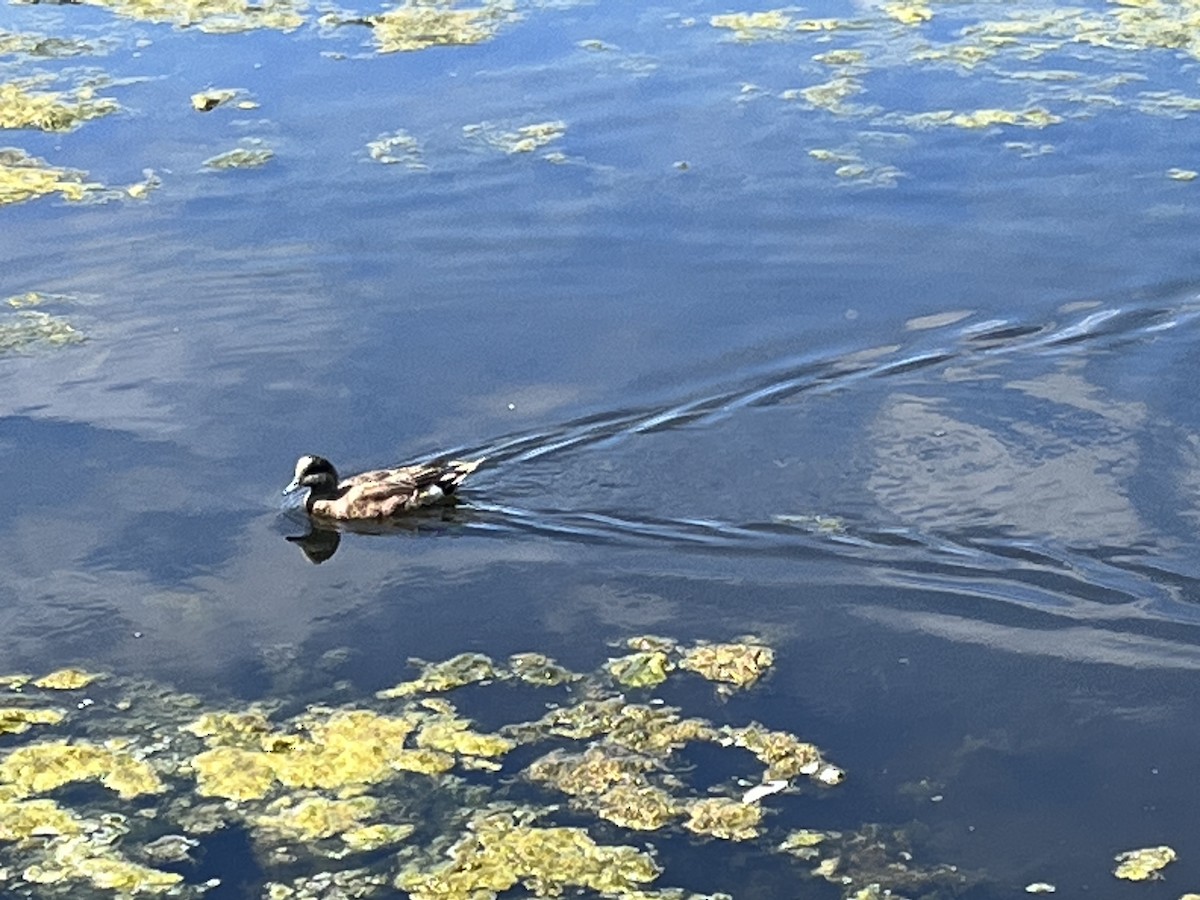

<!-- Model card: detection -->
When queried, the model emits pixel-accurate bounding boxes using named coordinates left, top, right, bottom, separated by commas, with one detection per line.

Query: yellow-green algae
left=0, top=637, right=854, bottom=899
left=719, top=723, right=845, bottom=784
left=33, top=668, right=100, bottom=691
left=190, top=88, right=240, bottom=111
left=683, top=797, right=762, bottom=841
left=1113, top=844, right=1176, bottom=880
left=679, top=641, right=774, bottom=690
left=901, top=107, right=1063, bottom=130
left=882, top=2, right=932, bottom=26
left=0, top=740, right=165, bottom=800
left=606, top=650, right=673, bottom=688
left=526, top=747, right=681, bottom=831
left=0, top=28, right=104, bottom=59
left=395, top=808, right=660, bottom=899
left=377, top=652, right=498, bottom=697
left=0, top=708, right=65, bottom=736
left=0, top=148, right=98, bottom=207
left=367, top=129, right=426, bottom=169
left=73, top=0, right=305, bottom=33
left=506, top=652, right=579, bottom=686
left=0, top=311, right=84, bottom=352
left=202, top=142, right=274, bottom=169
left=1168, top=167, right=1197, bottom=181
left=709, top=10, right=865, bottom=41
left=0, top=81, right=118, bottom=132
left=364, top=0, right=517, bottom=54
left=463, top=120, right=566, bottom=154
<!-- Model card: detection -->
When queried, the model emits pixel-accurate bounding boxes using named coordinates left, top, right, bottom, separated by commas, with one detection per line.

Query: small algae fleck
left=378, top=653, right=498, bottom=697
left=1113, top=845, right=1176, bottom=881
left=395, top=808, right=661, bottom=899
left=1167, top=167, right=1197, bottom=180
left=779, top=828, right=832, bottom=860
left=683, top=797, right=762, bottom=841
left=0, top=148, right=97, bottom=207
left=506, top=652, right=579, bottom=686
left=33, top=669, right=99, bottom=691
left=202, top=142, right=274, bottom=169
left=0, top=81, right=119, bottom=132
left=0, top=708, right=64, bottom=736
left=463, top=120, right=566, bottom=154
left=190, top=88, right=241, bottom=111
left=882, top=2, right=932, bottom=26
left=0, top=740, right=164, bottom=800
left=367, top=130, right=426, bottom=169
left=679, top=641, right=774, bottom=690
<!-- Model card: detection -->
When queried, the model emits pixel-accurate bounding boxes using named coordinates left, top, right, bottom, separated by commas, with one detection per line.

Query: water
left=3, top=0, right=1200, bottom=896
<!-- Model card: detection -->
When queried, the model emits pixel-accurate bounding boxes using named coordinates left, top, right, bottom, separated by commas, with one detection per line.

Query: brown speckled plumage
left=284, top=454, right=483, bottom=520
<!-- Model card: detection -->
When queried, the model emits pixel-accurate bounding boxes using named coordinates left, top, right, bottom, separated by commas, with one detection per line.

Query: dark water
left=3, top=0, right=1200, bottom=896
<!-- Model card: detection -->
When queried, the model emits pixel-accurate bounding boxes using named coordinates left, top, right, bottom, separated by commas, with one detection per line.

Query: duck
left=283, top=454, right=484, bottom=520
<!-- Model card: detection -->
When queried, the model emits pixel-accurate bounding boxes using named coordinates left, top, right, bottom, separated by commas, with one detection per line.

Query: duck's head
left=284, top=455, right=339, bottom=498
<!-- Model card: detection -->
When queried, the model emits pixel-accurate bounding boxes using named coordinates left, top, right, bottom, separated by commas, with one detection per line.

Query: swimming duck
left=283, top=454, right=484, bottom=520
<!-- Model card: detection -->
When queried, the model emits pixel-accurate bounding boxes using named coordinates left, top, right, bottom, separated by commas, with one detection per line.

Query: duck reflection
left=281, top=503, right=475, bottom=564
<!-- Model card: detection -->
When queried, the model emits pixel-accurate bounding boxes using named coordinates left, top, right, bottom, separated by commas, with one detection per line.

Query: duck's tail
left=439, top=457, right=485, bottom=493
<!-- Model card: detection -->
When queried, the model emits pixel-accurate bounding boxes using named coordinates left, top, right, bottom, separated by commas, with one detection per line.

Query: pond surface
left=3, top=0, right=1200, bottom=897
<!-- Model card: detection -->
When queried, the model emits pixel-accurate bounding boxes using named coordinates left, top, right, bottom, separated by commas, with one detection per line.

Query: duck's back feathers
left=307, top=458, right=483, bottom=520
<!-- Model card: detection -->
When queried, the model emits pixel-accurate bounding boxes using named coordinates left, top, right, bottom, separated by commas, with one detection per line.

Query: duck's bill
left=282, top=478, right=302, bottom=495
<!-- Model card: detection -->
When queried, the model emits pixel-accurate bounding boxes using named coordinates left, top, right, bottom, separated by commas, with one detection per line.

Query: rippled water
left=4, top=0, right=1200, bottom=896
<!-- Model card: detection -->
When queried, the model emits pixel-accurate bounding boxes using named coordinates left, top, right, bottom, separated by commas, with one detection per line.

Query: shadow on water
left=282, top=287, right=1200, bottom=634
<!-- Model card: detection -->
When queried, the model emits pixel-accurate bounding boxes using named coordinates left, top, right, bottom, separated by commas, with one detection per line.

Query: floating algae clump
left=76, top=0, right=304, bottom=33
left=191, top=745, right=278, bottom=801
left=0, top=81, right=118, bottom=132
left=0, top=636, right=854, bottom=898
left=0, top=708, right=65, bottom=736
left=395, top=808, right=661, bottom=900
left=364, top=0, right=516, bottom=53
left=414, top=703, right=516, bottom=762
left=33, top=669, right=100, bottom=691
left=679, top=641, right=774, bottom=690
left=606, top=650, right=673, bottom=688
left=719, top=724, right=844, bottom=784
left=254, top=795, right=384, bottom=842
left=0, top=148, right=97, bottom=206
left=683, top=797, right=762, bottom=841
left=709, top=9, right=862, bottom=40
left=526, top=747, right=680, bottom=831
left=190, top=706, right=466, bottom=802
left=463, top=120, right=566, bottom=154
left=378, top=653, right=498, bottom=698
left=202, top=142, right=274, bottom=169
left=903, top=107, right=1063, bottom=129
left=0, top=312, right=84, bottom=352
left=0, top=740, right=165, bottom=800
left=506, top=652, right=580, bottom=686
left=1113, top=845, right=1176, bottom=881
left=367, top=130, right=426, bottom=169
